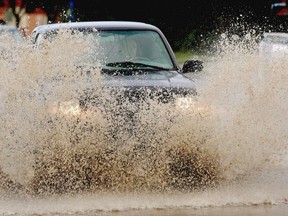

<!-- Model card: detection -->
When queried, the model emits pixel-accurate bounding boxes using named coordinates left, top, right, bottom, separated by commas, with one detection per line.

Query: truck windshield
left=38, top=29, right=175, bottom=70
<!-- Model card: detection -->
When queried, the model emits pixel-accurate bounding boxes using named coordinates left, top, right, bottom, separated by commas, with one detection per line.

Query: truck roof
left=32, top=21, right=160, bottom=34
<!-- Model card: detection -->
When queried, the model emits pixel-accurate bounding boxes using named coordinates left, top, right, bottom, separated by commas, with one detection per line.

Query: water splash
left=0, top=30, right=219, bottom=196
left=0, top=27, right=288, bottom=214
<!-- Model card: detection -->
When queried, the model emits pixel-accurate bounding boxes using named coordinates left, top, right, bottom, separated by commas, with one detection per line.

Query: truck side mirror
left=182, top=60, right=203, bottom=73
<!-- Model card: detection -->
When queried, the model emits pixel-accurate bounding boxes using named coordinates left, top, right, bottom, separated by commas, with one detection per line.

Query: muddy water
left=0, top=29, right=288, bottom=215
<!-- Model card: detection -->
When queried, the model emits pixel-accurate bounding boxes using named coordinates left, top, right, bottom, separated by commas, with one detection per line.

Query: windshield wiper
left=105, top=61, right=169, bottom=71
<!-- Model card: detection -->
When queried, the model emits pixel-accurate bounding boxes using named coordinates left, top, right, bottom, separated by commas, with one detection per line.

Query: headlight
left=175, top=97, right=196, bottom=110
left=48, top=100, right=82, bottom=116
left=175, top=97, right=212, bottom=117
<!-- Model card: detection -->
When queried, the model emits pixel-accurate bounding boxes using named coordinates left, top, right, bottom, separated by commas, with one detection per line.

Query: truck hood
left=101, top=70, right=196, bottom=90
left=37, top=70, right=197, bottom=104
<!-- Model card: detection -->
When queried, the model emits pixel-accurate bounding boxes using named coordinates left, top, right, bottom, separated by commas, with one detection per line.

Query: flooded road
left=1, top=158, right=288, bottom=215
left=0, top=29, right=288, bottom=215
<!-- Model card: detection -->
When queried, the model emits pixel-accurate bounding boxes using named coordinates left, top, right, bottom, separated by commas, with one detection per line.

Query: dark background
left=70, top=0, right=288, bottom=50
left=14, top=0, right=288, bottom=50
